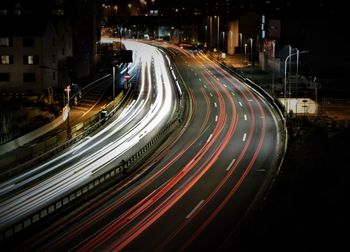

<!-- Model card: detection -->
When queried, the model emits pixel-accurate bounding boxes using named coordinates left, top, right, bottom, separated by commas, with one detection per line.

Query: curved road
left=3, top=42, right=285, bottom=251
left=0, top=41, right=178, bottom=234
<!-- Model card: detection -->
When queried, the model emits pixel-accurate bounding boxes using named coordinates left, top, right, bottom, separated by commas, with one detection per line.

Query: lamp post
left=271, top=41, right=275, bottom=97
left=287, top=45, right=292, bottom=99
left=214, top=16, right=220, bottom=50
left=112, top=66, right=116, bottom=99
left=284, top=50, right=309, bottom=118
left=209, top=16, right=213, bottom=49
left=204, top=25, right=207, bottom=49
left=239, top=32, right=242, bottom=65
left=217, top=16, right=220, bottom=50
left=64, top=85, right=72, bottom=139
left=249, top=38, right=253, bottom=65
left=222, top=31, right=226, bottom=52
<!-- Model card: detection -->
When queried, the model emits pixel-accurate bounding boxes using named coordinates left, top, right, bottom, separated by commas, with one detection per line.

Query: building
left=0, top=0, right=99, bottom=93
left=66, top=0, right=99, bottom=79
left=0, top=0, right=75, bottom=94
left=0, top=16, right=73, bottom=94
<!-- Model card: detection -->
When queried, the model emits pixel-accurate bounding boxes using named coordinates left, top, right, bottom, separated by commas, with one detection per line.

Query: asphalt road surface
left=2, top=41, right=285, bottom=251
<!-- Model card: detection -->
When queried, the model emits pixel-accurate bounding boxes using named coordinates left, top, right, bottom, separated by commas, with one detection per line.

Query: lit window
left=0, top=37, right=12, bottom=47
left=23, top=55, right=39, bottom=65
left=1, top=55, right=13, bottom=64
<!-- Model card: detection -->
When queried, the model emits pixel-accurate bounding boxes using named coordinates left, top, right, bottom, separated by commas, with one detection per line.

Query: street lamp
left=64, top=85, right=72, bottom=139
left=239, top=33, right=243, bottom=66
left=249, top=38, right=253, bottom=64
left=204, top=25, right=207, bottom=48
left=214, top=16, right=220, bottom=50
left=284, top=50, right=309, bottom=118
left=222, top=31, right=226, bottom=52
left=271, top=41, right=275, bottom=96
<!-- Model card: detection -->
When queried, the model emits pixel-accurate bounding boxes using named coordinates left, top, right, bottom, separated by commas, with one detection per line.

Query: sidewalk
left=0, top=80, right=122, bottom=181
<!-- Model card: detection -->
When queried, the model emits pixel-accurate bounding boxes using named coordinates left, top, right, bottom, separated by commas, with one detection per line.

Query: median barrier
left=0, top=48, right=186, bottom=241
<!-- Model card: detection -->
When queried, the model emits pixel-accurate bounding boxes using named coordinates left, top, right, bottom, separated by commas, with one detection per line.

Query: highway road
left=2, top=41, right=285, bottom=251
left=0, top=41, right=178, bottom=236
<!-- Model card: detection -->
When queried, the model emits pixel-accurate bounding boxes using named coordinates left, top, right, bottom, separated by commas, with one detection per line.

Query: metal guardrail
left=0, top=116, right=180, bottom=241
left=0, top=48, right=185, bottom=242
left=0, top=90, right=128, bottom=182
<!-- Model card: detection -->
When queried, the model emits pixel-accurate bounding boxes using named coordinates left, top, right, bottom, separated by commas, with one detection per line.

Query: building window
left=0, top=37, right=12, bottom=47
left=0, top=73, right=10, bottom=81
left=53, top=72, right=56, bottom=81
left=13, top=9, right=21, bottom=15
left=0, top=9, right=7, bottom=15
left=52, top=54, right=56, bottom=63
left=23, top=73, right=35, bottom=82
left=52, top=38, right=56, bottom=46
left=62, top=48, right=65, bottom=55
left=53, top=9, right=64, bottom=16
left=0, top=55, right=13, bottom=64
left=23, top=55, right=39, bottom=65
left=23, top=38, right=34, bottom=47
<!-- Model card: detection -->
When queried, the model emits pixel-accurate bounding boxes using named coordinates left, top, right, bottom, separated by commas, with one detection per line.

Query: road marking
left=207, top=134, right=213, bottom=143
left=231, top=91, right=235, bottom=96
left=214, top=102, right=217, bottom=108
left=203, top=84, right=207, bottom=88
left=224, top=84, right=227, bottom=88
left=248, top=99, right=253, bottom=102
left=215, top=115, right=218, bottom=122
left=226, top=159, right=236, bottom=171
left=199, top=78, right=202, bottom=82
left=210, top=92, right=213, bottom=97
left=186, top=200, right=205, bottom=219
left=242, top=133, right=247, bottom=142
left=244, top=114, right=247, bottom=121
left=239, top=101, right=243, bottom=107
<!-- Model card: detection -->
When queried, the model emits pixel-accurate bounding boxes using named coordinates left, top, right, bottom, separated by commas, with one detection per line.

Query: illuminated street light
left=284, top=50, right=309, bottom=117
